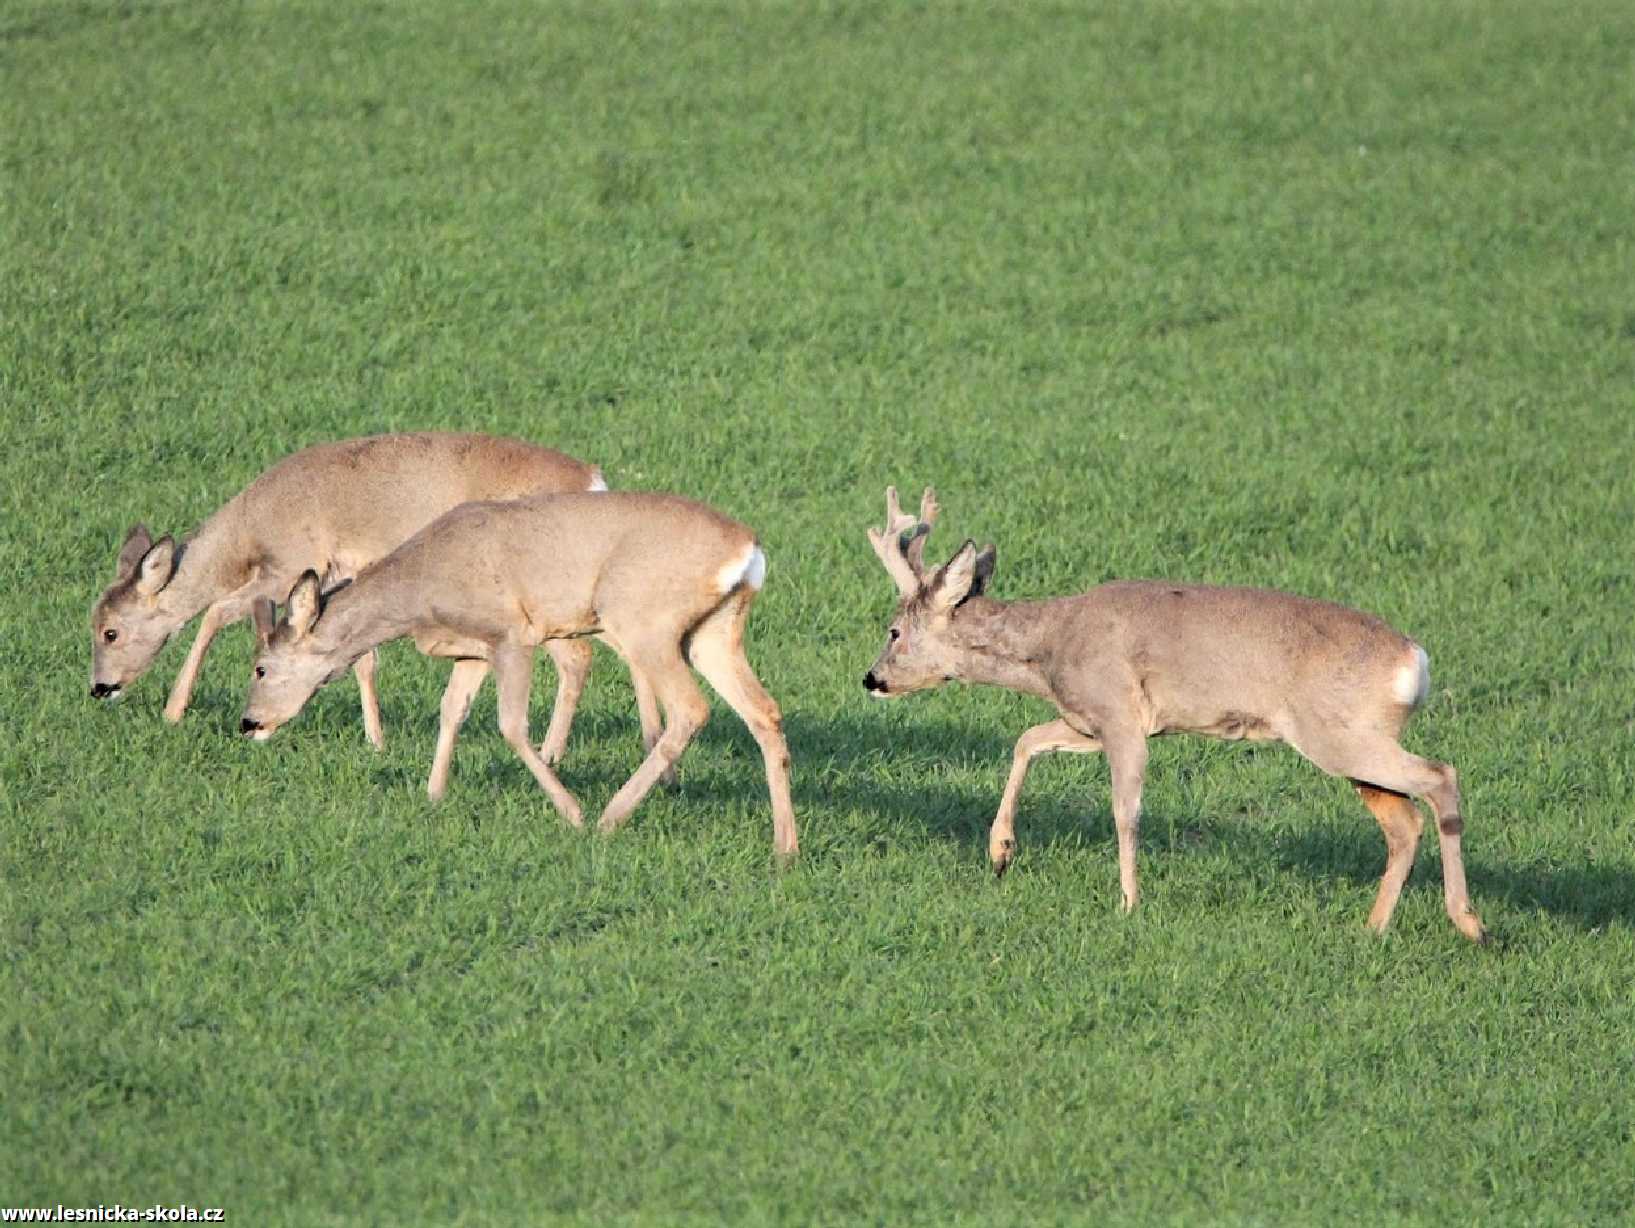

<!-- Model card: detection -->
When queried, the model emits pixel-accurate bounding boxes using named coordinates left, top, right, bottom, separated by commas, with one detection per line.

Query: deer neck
left=152, top=513, right=251, bottom=624
left=307, top=571, right=419, bottom=670
left=945, top=596, right=1058, bottom=702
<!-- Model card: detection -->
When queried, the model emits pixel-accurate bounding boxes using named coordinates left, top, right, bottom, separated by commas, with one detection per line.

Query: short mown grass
left=4, top=1, right=1634, bottom=1223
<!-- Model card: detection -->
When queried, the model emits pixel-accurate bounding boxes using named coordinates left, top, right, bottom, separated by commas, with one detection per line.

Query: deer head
left=862, top=487, right=995, bottom=697
left=240, top=571, right=348, bottom=740
left=89, top=524, right=181, bottom=699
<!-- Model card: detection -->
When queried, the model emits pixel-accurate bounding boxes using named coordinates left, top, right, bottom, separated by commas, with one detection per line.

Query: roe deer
left=90, top=432, right=658, bottom=764
left=239, top=491, right=797, bottom=856
left=862, top=487, right=1483, bottom=941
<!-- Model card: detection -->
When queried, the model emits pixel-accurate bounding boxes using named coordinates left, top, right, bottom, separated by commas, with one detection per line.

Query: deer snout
left=863, top=671, right=888, bottom=695
left=90, top=681, right=121, bottom=700
left=240, top=717, right=262, bottom=736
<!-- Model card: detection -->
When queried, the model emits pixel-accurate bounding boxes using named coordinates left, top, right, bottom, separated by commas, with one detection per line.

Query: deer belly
left=514, top=598, right=599, bottom=646
left=1168, top=711, right=1279, bottom=742
left=413, top=632, right=491, bottom=660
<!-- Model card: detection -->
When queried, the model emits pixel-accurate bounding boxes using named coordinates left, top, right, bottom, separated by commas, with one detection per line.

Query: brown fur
left=89, top=432, right=637, bottom=759
left=241, top=492, right=797, bottom=857
left=863, top=487, right=1483, bottom=941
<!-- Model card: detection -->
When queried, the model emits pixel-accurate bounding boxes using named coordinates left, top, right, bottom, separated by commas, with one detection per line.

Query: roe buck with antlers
left=863, top=487, right=1483, bottom=941
left=240, top=491, right=797, bottom=856
left=91, top=432, right=657, bottom=763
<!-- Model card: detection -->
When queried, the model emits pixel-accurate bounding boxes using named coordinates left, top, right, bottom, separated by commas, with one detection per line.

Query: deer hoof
left=1456, top=911, right=1488, bottom=944
left=990, top=838, right=1015, bottom=878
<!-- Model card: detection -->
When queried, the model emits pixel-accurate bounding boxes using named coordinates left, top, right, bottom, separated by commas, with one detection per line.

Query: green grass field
left=5, top=1, right=1635, bottom=1222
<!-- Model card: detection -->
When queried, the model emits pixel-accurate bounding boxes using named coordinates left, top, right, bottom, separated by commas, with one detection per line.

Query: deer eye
left=103, top=628, right=118, bottom=643
left=889, top=627, right=901, bottom=642
left=254, top=666, right=266, bottom=679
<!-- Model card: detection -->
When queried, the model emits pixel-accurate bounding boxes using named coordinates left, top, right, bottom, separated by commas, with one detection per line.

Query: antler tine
left=868, top=486, right=923, bottom=597
left=904, top=486, right=938, bottom=573
left=882, top=485, right=918, bottom=537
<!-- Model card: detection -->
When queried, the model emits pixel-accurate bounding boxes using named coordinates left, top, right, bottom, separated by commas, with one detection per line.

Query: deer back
left=1041, top=582, right=1425, bottom=740
left=319, top=491, right=763, bottom=652
left=221, top=433, right=602, bottom=579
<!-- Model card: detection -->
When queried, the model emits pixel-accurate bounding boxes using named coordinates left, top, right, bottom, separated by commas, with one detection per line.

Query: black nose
left=863, top=672, right=885, bottom=693
left=90, top=682, right=119, bottom=699
left=240, top=718, right=261, bottom=735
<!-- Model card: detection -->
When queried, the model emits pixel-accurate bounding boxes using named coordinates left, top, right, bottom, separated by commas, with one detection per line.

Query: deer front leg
left=492, top=642, right=583, bottom=826
left=163, top=589, right=256, bottom=723
left=353, top=647, right=384, bottom=751
left=1102, top=728, right=1150, bottom=913
left=990, top=719, right=1103, bottom=878
left=538, top=638, right=592, bottom=765
left=427, top=658, right=490, bottom=801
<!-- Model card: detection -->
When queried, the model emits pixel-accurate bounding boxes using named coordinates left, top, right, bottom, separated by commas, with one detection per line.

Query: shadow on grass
left=781, top=712, right=1635, bottom=936
left=354, top=699, right=1014, bottom=792
left=279, top=695, right=1635, bottom=935
left=1275, top=824, right=1635, bottom=934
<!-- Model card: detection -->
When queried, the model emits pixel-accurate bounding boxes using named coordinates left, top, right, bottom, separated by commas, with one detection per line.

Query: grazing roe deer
left=90, top=432, right=658, bottom=763
left=240, top=491, right=797, bottom=856
left=862, top=487, right=1484, bottom=941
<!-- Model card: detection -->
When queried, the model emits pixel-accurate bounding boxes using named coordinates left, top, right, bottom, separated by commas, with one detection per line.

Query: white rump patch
left=586, top=469, right=609, bottom=492
left=1393, top=644, right=1430, bottom=707
left=716, top=543, right=767, bottom=594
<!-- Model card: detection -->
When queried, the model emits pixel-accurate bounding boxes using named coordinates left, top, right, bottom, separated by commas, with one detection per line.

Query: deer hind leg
left=596, top=641, right=711, bottom=837
left=1299, top=733, right=1485, bottom=943
left=1353, top=782, right=1424, bottom=933
left=353, top=648, right=385, bottom=751
left=989, top=719, right=1103, bottom=878
left=427, top=658, right=490, bottom=801
left=685, top=590, right=797, bottom=859
left=491, top=642, right=583, bottom=826
left=630, top=663, right=675, bottom=788
left=1419, top=761, right=1484, bottom=942
left=595, top=632, right=672, bottom=788
left=538, top=638, right=593, bottom=765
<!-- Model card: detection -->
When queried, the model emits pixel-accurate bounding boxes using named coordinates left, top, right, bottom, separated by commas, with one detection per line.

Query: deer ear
left=251, top=596, right=277, bottom=648
left=285, top=571, right=323, bottom=639
left=115, top=524, right=153, bottom=581
left=930, top=540, right=981, bottom=613
left=135, top=535, right=177, bottom=598
left=971, top=544, right=997, bottom=597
